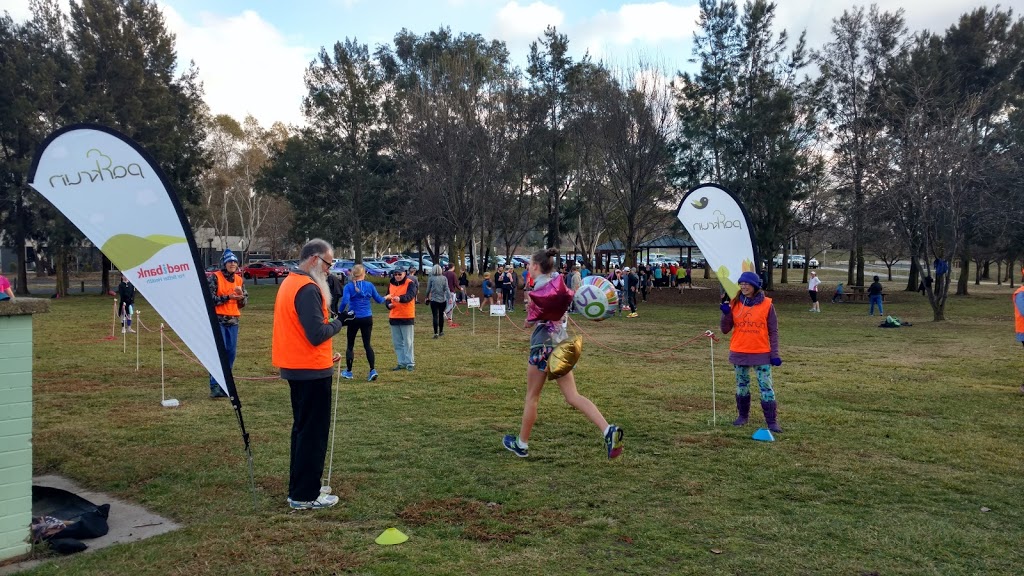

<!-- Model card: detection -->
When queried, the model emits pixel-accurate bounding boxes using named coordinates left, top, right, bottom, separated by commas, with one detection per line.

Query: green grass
left=17, top=278, right=1024, bottom=575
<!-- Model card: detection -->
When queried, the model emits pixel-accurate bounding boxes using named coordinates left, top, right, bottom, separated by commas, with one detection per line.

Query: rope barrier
left=137, top=316, right=280, bottom=381
left=566, top=315, right=716, bottom=358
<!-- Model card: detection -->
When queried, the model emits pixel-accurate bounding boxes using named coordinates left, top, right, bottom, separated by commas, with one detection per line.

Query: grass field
left=14, top=275, right=1024, bottom=575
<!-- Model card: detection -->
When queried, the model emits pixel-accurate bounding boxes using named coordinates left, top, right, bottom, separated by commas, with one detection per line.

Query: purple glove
left=770, top=357, right=782, bottom=367
left=720, top=303, right=731, bottom=314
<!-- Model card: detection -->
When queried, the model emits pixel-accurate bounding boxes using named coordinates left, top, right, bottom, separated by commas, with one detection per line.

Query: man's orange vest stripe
left=1014, top=286, right=1024, bottom=334
left=730, top=296, right=772, bottom=354
left=272, top=274, right=332, bottom=370
left=213, top=271, right=244, bottom=317
left=388, top=278, right=416, bottom=320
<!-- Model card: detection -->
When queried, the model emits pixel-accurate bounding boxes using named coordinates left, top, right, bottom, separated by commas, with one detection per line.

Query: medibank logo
left=137, top=261, right=191, bottom=280
left=691, top=209, right=743, bottom=231
left=47, top=148, right=145, bottom=187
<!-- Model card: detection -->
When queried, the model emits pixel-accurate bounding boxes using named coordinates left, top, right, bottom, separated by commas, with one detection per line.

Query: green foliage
left=674, top=0, right=823, bottom=287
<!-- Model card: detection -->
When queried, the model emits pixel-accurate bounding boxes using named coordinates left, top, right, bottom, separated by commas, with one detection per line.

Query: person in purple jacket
left=720, top=271, right=783, bottom=433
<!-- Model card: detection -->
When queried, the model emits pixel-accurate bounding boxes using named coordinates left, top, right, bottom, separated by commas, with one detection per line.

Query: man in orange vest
left=386, top=266, right=418, bottom=371
left=1014, top=266, right=1024, bottom=394
left=272, top=239, right=344, bottom=510
left=207, top=249, right=247, bottom=398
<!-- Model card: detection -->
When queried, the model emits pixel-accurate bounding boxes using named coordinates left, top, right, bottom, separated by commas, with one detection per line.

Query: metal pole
left=160, top=324, right=165, bottom=402
left=710, top=334, right=716, bottom=426
left=135, top=309, right=141, bottom=371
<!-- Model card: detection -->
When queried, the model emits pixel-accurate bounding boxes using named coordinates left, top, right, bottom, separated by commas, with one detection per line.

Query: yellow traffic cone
left=375, top=527, right=409, bottom=545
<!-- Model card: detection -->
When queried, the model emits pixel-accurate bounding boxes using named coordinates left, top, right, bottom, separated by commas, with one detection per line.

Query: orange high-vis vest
left=388, top=278, right=416, bottom=320
left=1014, top=286, right=1024, bottom=334
left=272, top=274, right=333, bottom=371
left=729, top=296, right=773, bottom=354
left=213, top=271, right=244, bottom=316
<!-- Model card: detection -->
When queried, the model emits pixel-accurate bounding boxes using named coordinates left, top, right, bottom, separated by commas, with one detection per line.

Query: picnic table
left=838, top=286, right=884, bottom=302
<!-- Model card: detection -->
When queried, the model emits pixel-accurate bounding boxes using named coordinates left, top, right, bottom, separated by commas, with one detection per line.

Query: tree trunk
left=15, top=234, right=29, bottom=296
left=847, top=249, right=855, bottom=287
left=886, top=264, right=893, bottom=281
left=956, top=252, right=969, bottom=296
left=996, top=261, right=1002, bottom=285
left=780, top=246, right=789, bottom=284
left=101, top=255, right=111, bottom=295
left=982, top=260, right=990, bottom=280
left=906, top=258, right=919, bottom=292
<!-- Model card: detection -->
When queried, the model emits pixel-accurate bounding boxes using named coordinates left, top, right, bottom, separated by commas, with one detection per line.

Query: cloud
left=159, top=4, right=314, bottom=128
left=493, top=1, right=565, bottom=41
left=587, top=2, right=700, bottom=46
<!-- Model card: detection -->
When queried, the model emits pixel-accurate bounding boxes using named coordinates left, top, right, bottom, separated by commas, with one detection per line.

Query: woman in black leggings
left=426, top=264, right=452, bottom=338
left=337, top=264, right=387, bottom=381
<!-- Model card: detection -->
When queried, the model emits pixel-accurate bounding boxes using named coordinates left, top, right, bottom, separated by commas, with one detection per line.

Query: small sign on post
left=489, top=304, right=506, bottom=317
left=467, top=297, right=480, bottom=334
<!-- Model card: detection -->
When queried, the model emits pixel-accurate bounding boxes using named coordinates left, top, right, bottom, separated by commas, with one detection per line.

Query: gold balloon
left=546, top=335, right=583, bottom=381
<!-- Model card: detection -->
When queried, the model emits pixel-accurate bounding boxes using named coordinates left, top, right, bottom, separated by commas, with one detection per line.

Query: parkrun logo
left=137, top=261, right=191, bottom=280
left=48, top=149, right=145, bottom=187
left=691, top=209, right=743, bottom=231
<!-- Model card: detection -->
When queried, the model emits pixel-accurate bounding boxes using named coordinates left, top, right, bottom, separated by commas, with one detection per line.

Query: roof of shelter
left=638, top=236, right=698, bottom=249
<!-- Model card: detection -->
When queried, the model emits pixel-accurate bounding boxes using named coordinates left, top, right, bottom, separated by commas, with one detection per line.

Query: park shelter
left=637, top=236, right=698, bottom=266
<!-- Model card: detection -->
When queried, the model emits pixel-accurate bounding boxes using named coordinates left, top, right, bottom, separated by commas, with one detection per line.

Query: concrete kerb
left=0, top=475, right=181, bottom=575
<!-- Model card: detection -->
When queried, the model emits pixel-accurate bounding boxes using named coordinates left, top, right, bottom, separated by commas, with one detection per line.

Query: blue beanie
left=221, top=249, right=239, bottom=265
left=737, top=271, right=761, bottom=289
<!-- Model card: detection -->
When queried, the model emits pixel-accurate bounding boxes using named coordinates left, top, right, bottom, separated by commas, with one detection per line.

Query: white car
left=808, top=258, right=819, bottom=269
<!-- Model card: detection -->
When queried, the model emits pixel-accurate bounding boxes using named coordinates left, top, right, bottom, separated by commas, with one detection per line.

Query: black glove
left=341, top=310, right=355, bottom=325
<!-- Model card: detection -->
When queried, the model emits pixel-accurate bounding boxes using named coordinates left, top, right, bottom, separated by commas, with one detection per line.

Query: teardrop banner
left=27, top=124, right=255, bottom=496
left=676, top=183, right=760, bottom=299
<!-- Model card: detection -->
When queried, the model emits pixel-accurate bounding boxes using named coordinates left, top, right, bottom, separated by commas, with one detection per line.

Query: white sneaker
left=289, top=493, right=339, bottom=510
left=121, top=327, right=127, bottom=334
left=128, top=328, right=136, bottom=333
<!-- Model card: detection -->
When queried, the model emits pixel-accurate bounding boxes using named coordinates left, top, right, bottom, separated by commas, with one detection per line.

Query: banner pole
left=135, top=309, right=141, bottom=371
left=111, top=298, right=116, bottom=339
left=122, top=302, right=127, bottom=354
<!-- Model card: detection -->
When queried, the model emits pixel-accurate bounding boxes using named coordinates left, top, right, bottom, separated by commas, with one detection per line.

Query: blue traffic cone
left=752, top=428, right=775, bottom=442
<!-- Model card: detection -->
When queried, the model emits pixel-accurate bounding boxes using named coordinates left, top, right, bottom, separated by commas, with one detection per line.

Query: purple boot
left=761, top=400, right=782, bottom=433
left=733, top=394, right=750, bottom=426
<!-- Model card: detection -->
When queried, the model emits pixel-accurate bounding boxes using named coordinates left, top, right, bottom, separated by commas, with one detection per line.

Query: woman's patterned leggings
left=735, top=365, right=775, bottom=402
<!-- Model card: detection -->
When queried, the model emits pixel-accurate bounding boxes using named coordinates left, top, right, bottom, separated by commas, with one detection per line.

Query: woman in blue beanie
left=720, top=271, right=783, bottom=432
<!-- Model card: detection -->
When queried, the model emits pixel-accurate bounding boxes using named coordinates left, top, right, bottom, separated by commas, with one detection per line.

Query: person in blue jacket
left=337, top=264, right=387, bottom=381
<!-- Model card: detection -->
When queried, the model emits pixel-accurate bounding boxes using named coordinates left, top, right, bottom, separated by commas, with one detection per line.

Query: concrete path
left=0, top=475, right=181, bottom=575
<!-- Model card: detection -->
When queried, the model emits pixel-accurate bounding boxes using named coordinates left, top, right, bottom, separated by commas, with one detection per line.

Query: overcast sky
left=1, top=0, right=990, bottom=127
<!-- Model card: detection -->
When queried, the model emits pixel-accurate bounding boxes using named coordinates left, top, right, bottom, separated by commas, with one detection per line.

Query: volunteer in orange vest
left=720, top=271, right=783, bottom=433
left=1014, top=266, right=1024, bottom=394
left=207, top=249, right=247, bottom=398
left=385, top=266, right=418, bottom=371
left=272, top=239, right=344, bottom=510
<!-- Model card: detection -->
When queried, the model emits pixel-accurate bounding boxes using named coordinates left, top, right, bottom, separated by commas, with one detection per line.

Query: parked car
left=381, top=254, right=401, bottom=264
left=330, top=259, right=354, bottom=277
left=789, top=255, right=806, bottom=269
left=808, top=257, right=819, bottom=269
left=392, top=259, right=421, bottom=273
left=241, top=261, right=289, bottom=279
left=362, top=260, right=393, bottom=277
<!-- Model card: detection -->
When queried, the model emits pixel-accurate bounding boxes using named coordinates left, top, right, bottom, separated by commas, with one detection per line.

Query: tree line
left=2, top=0, right=1021, bottom=321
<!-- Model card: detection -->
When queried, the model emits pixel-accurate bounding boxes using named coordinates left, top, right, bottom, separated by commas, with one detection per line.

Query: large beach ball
left=573, top=276, right=618, bottom=321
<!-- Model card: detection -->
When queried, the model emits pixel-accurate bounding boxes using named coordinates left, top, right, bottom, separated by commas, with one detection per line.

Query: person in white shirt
left=808, top=270, right=821, bottom=313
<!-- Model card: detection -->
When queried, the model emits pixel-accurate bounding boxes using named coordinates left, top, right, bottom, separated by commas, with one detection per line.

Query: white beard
left=308, top=266, right=332, bottom=307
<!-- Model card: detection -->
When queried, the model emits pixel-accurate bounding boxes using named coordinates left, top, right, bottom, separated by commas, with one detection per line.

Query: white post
left=472, top=306, right=475, bottom=335
left=710, top=333, right=717, bottom=426
left=497, top=312, right=501, bottom=348
left=135, top=309, right=141, bottom=371
left=160, top=323, right=165, bottom=402
left=110, top=298, right=117, bottom=339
